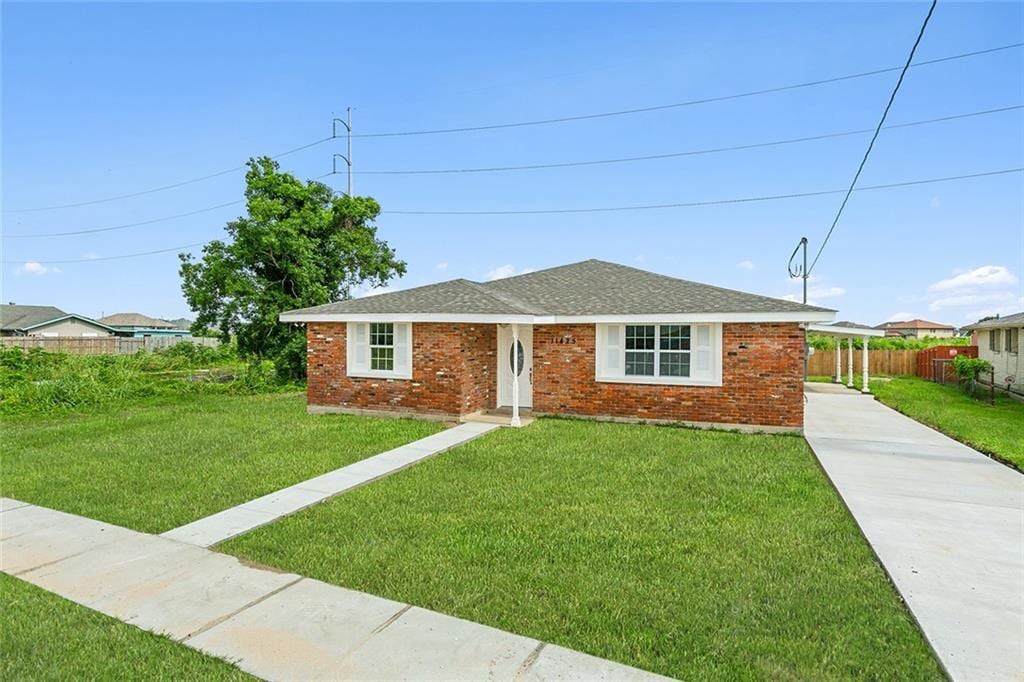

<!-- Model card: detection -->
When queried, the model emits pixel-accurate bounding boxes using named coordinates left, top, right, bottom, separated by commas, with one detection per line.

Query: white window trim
left=596, top=323, right=723, bottom=387
left=346, top=322, right=413, bottom=380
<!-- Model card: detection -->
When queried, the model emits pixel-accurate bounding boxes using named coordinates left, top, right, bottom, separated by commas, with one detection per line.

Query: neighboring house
left=963, top=312, right=1023, bottom=395
left=97, top=312, right=191, bottom=338
left=874, top=318, right=956, bottom=338
left=281, top=260, right=835, bottom=432
left=0, top=304, right=117, bottom=338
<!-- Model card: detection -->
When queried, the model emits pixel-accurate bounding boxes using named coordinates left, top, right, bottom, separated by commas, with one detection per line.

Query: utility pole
left=332, top=107, right=353, bottom=196
left=788, top=236, right=809, bottom=377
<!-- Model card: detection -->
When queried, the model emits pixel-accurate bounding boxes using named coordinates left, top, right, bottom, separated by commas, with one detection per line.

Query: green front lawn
left=873, top=377, right=1024, bottom=469
left=222, top=419, right=942, bottom=680
left=811, top=376, right=1024, bottom=469
left=1, top=574, right=251, bottom=680
left=1, top=393, right=441, bottom=533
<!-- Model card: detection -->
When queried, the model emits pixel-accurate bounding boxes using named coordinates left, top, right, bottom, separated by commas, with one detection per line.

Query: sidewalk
left=162, top=421, right=499, bottom=547
left=804, top=385, right=1024, bottom=681
left=1, top=499, right=667, bottom=681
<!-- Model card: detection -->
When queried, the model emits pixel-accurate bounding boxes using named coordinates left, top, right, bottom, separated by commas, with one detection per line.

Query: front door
left=498, top=325, right=533, bottom=408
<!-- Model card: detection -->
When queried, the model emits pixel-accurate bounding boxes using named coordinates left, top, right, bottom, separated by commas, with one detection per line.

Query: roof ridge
left=461, top=280, right=540, bottom=314
left=581, top=259, right=835, bottom=312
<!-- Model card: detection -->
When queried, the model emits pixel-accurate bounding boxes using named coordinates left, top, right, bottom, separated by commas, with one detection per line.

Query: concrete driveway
left=804, top=383, right=1023, bottom=681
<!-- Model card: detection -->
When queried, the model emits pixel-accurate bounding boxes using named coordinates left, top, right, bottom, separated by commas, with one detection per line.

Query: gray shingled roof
left=0, top=304, right=67, bottom=331
left=963, top=312, right=1024, bottom=330
left=97, top=312, right=176, bottom=328
left=284, top=260, right=834, bottom=317
left=827, top=320, right=877, bottom=330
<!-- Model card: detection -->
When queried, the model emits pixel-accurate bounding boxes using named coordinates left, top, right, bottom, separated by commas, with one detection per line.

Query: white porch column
left=847, top=337, right=854, bottom=388
left=834, top=336, right=842, bottom=382
left=510, top=323, right=521, bottom=427
left=861, top=335, right=871, bottom=393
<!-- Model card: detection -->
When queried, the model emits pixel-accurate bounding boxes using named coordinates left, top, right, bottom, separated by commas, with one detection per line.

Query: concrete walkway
left=1, top=499, right=667, bottom=681
left=804, top=384, right=1024, bottom=681
left=162, top=422, right=499, bottom=547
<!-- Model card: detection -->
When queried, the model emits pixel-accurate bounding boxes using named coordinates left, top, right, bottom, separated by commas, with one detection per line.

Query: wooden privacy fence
left=807, top=349, right=919, bottom=377
left=0, top=335, right=220, bottom=355
left=917, top=345, right=977, bottom=380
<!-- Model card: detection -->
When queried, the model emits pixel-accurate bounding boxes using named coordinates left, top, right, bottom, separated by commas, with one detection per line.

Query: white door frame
left=497, top=324, right=533, bottom=413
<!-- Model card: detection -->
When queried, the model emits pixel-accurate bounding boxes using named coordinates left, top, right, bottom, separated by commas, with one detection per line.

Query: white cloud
left=82, top=252, right=100, bottom=260
left=963, top=297, right=1024, bottom=322
left=928, top=265, right=1017, bottom=292
left=807, top=286, right=845, bottom=299
left=928, top=196, right=941, bottom=208
left=736, top=260, right=755, bottom=270
left=16, top=261, right=57, bottom=276
left=885, top=311, right=918, bottom=322
left=357, top=286, right=398, bottom=298
left=435, top=262, right=448, bottom=271
left=486, top=264, right=533, bottom=281
left=781, top=293, right=821, bottom=306
left=929, top=291, right=1015, bottom=312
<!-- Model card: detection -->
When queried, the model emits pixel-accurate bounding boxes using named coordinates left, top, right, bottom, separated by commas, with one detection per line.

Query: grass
left=1, top=392, right=442, bottom=533
left=222, top=418, right=943, bottom=680
left=810, top=375, right=1024, bottom=469
left=1, top=573, right=251, bottom=680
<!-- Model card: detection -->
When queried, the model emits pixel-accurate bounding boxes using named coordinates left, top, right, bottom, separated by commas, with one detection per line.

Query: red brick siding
left=306, top=322, right=496, bottom=417
left=307, top=321, right=803, bottom=428
left=532, top=323, right=804, bottom=428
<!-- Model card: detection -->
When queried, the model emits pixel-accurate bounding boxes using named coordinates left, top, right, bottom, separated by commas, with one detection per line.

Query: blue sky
left=3, top=1, right=1022, bottom=326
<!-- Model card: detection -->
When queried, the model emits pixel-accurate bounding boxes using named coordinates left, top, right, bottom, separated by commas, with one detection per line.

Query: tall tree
left=179, top=157, right=405, bottom=378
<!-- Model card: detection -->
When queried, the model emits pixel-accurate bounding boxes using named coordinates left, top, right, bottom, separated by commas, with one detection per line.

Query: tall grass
left=0, top=343, right=295, bottom=415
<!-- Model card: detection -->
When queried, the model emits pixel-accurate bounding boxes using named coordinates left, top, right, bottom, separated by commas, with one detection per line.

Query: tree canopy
left=179, top=157, right=405, bottom=378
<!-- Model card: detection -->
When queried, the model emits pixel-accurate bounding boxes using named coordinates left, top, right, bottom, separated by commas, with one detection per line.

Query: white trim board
left=283, top=311, right=836, bottom=324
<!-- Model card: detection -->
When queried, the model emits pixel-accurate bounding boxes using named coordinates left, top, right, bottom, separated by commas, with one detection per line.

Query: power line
left=6, top=242, right=210, bottom=265
left=4, top=167, right=1018, bottom=264
left=356, top=105, right=1021, bottom=175
left=4, top=41, right=1019, bottom=215
left=382, top=168, right=1021, bottom=215
left=8, top=104, right=1016, bottom=240
left=354, top=42, right=1022, bottom=138
left=4, top=137, right=332, bottom=214
left=808, top=0, right=938, bottom=274
left=3, top=201, right=244, bottom=239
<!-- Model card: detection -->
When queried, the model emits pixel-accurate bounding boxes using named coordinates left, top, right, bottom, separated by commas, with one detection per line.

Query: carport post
left=834, top=336, right=842, bottom=382
left=847, top=338, right=854, bottom=388
left=511, top=323, right=521, bottom=427
left=861, top=335, right=870, bottom=393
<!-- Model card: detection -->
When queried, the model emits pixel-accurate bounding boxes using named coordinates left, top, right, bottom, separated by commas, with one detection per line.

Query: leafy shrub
left=952, top=354, right=992, bottom=396
left=807, top=335, right=970, bottom=351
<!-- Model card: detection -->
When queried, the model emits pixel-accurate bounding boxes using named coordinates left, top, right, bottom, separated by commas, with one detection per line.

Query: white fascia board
left=806, top=323, right=885, bottom=337
left=540, top=311, right=837, bottom=324
left=281, top=311, right=836, bottom=324
left=280, top=312, right=536, bottom=324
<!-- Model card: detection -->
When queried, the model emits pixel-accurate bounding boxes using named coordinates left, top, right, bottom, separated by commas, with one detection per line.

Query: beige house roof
left=874, top=318, right=955, bottom=330
left=97, top=313, right=175, bottom=329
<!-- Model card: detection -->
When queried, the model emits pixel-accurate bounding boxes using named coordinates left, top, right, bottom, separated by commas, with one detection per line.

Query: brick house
left=281, top=260, right=835, bottom=432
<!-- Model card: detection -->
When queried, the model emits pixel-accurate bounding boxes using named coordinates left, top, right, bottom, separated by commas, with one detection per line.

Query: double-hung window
left=990, top=329, right=1002, bottom=353
left=1006, top=327, right=1019, bottom=354
left=597, top=323, right=720, bottom=385
left=347, top=322, right=412, bottom=379
left=625, top=325, right=691, bottom=378
left=369, top=323, right=395, bottom=371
